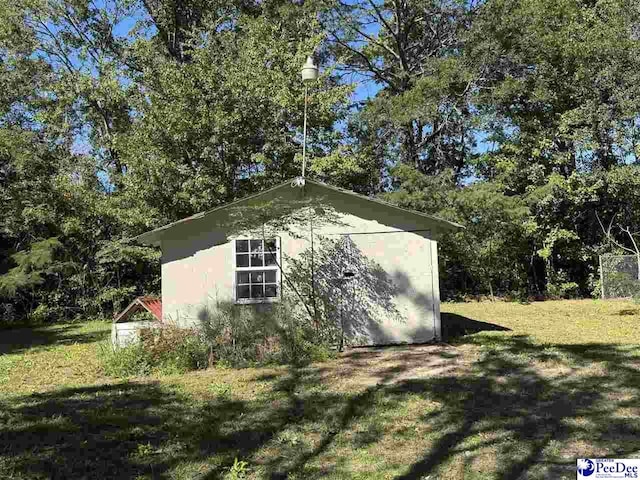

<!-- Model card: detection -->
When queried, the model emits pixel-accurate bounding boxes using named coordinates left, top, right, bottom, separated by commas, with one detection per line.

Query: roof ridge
left=133, top=177, right=463, bottom=245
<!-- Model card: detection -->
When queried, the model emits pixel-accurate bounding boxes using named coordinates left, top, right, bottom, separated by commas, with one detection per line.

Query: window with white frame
left=233, top=238, right=280, bottom=303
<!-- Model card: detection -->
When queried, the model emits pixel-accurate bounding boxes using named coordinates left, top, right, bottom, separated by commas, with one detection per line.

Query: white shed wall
left=111, top=321, right=156, bottom=347
left=160, top=205, right=441, bottom=346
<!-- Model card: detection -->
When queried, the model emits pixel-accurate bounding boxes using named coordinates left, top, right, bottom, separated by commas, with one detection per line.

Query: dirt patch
left=318, top=343, right=480, bottom=390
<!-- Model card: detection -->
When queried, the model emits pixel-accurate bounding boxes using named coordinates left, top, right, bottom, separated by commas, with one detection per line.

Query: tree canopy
left=2, top=0, right=640, bottom=324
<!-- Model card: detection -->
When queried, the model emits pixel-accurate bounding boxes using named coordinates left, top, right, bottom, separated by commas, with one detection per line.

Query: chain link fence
left=599, top=255, right=640, bottom=299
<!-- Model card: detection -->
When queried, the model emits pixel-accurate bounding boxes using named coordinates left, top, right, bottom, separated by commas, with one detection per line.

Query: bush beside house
left=102, top=300, right=335, bottom=377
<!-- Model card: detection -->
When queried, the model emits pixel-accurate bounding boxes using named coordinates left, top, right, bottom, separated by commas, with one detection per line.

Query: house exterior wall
left=160, top=186, right=442, bottom=346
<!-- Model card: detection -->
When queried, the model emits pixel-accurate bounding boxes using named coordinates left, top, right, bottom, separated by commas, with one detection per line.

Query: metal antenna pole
left=302, top=84, right=308, bottom=178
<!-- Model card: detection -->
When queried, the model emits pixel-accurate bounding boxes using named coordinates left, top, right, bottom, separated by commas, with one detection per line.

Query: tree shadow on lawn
left=0, top=370, right=369, bottom=479
left=265, top=336, right=640, bottom=479
left=441, top=312, right=511, bottom=341
left=242, top=334, right=640, bottom=479
left=393, top=335, right=640, bottom=480
left=0, top=381, right=281, bottom=479
left=2, top=334, right=640, bottom=479
left=0, top=323, right=108, bottom=355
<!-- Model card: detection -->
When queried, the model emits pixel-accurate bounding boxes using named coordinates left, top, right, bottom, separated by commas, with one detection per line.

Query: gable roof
left=114, top=296, right=162, bottom=323
left=133, top=178, right=463, bottom=246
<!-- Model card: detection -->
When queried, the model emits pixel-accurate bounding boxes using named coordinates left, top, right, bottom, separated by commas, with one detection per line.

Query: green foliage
left=0, top=0, right=351, bottom=324
left=198, top=299, right=333, bottom=367
left=198, top=301, right=283, bottom=366
left=386, top=167, right=533, bottom=298
left=138, top=325, right=209, bottom=374
left=0, top=238, right=62, bottom=296
left=101, top=324, right=208, bottom=377
left=323, top=0, right=477, bottom=177
left=2, top=0, right=640, bottom=319
left=226, top=458, right=249, bottom=480
left=100, top=342, right=153, bottom=378
left=275, top=300, right=335, bottom=365
left=471, top=0, right=640, bottom=184
left=546, top=280, right=580, bottom=300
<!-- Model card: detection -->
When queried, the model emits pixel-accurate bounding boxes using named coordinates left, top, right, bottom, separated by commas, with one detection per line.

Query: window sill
left=234, top=297, right=281, bottom=305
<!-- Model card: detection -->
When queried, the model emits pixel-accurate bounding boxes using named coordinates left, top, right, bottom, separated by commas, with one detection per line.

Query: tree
left=323, top=0, right=480, bottom=178
left=385, top=167, right=533, bottom=298
left=119, top=0, right=351, bottom=222
left=471, top=0, right=640, bottom=191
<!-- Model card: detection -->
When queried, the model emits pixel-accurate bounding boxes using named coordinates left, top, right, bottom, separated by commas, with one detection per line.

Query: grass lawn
left=1, top=300, right=640, bottom=479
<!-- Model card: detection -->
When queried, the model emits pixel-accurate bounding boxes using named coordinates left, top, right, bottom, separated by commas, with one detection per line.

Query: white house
left=133, top=178, right=463, bottom=346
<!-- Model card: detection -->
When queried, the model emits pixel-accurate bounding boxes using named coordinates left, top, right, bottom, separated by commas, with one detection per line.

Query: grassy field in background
left=444, top=298, right=640, bottom=344
left=1, top=300, right=639, bottom=479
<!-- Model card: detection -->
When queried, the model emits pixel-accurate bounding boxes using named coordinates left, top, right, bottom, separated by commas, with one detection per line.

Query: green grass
left=443, top=298, right=640, bottom=344
left=1, top=300, right=640, bottom=479
left=0, top=321, right=112, bottom=396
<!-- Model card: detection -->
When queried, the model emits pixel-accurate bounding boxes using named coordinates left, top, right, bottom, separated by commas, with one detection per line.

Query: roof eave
left=130, top=177, right=464, bottom=246
left=130, top=179, right=295, bottom=246
left=304, top=179, right=464, bottom=231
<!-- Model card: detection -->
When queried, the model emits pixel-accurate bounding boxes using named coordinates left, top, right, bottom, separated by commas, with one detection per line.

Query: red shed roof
left=114, top=296, right=162, bottom=323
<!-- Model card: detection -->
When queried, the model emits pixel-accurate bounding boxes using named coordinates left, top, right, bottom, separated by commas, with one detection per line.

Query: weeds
left=101, top=324, right=208, bottom=377
left=226, top=458, right=249, bottom=480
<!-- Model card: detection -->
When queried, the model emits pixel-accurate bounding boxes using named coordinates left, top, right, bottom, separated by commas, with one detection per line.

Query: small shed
left=112, top=296, right=162, bottom=347
left=133, top=179, right=463, bottom=346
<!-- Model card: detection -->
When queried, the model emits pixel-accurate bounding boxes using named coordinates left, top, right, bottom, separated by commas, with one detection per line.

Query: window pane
left=265, top=284, right=278, bottom=297
left=250, top=253, right=264, bottom=267
left=236, top=272, right=250, bottom=284
left=236, top=285, right=250, bottom=299
left=250, top=239, right=263, bottom=253
left=236, top=239, right=249, bottom=253
left=265, top=239, right=276, bottom=252
left=250, top=271, right=264, bottom=283
left=251, top=285, right=264, bottom=298
left=265, top=270, right=276, bottom=283
left=236, top=254, right=249, bottom=267
left=265, top=252, right=277, bottom=266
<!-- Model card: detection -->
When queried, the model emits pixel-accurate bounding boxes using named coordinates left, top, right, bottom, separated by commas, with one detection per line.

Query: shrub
left=100, top=342, right=153, bottom=377
left=547, top=281, right=580, bottom=299
left=101, top=324, right=208, bottom=377
left=198, top=300, right=334, bottom=367
left=198, top=301, right=283, bottom=367
left=276, top=301, right=334, bottom=365
left=0, top=303, right=17, bottom=327
left=103, top=297, right=336, bottom=377
left=138, top=324, right=208, bottom=373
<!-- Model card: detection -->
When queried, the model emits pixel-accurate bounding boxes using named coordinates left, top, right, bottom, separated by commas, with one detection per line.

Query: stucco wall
left=160, top=186, right=441, bottom=346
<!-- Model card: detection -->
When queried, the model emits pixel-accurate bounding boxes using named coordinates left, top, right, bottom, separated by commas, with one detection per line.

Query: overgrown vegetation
left=102, top=299, right=336, bottom=377
left=101, top=324, right=209, bottom=377
left=198, top=300, right=333, bottom=367
left=1, top=301, right=640, bottom=479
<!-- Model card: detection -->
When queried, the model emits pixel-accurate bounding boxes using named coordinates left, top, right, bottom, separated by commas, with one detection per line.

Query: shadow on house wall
left=190, top=235, right=423, bottom=347
left=286, top=236, right=416, bottom=346
left=159, top=189, right=438, bottom=265
left=174, top=224, right=439, bottom=346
